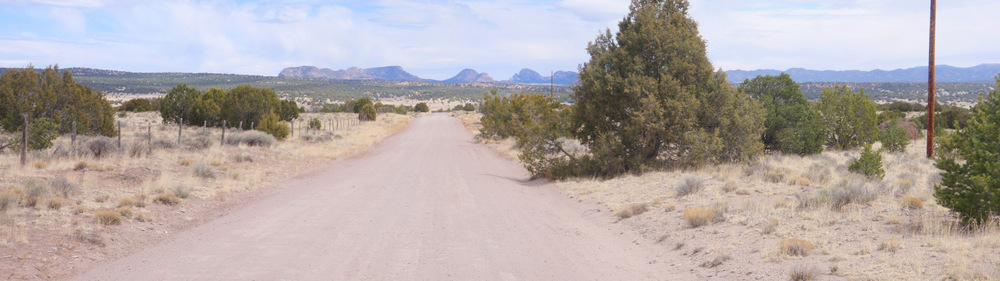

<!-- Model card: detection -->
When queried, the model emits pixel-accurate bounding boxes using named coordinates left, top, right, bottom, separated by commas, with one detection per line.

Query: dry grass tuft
left=902, top=196, right=923, bottom=209
left=721, top=181, right=737, bottom=193
left=663, top=202, right=676, bottom=212
left=683, top=207, right=715, bottom=228
left=73, top=161, right=88, bottom=171
left=118, top=196, right=145, bottom=208
left=72, top=228, right=104, bottom=247
left=879, top=236, right=901, bottom=253
left=675, top=176, right=705, bottom=197
left=94, top=209, right=122, bottom=225
left=118, top=206, right=134, bottom=218
left=135, top=210, right=154, bottom=222
left=789, top=264, right=818, bottom=281
left=33, top=161, right=47, bottom=169
left=701, top=254, right=731, bottom=268
left=47, top=197, right=70, bottom=210
left=764, top=218, right=779, bottom=235
left=789, top=176, right=811, bottom=186
left=0, top=190, right=19, bottom=212
left=193, top=163, right=217, bottom=179
left=780, top=238, right=815, bottom=256
left=616, top=203, right=649, bottom=219
left=154, top=193, right=181, bottom=205
left=49, top=176, right=78, bottom=197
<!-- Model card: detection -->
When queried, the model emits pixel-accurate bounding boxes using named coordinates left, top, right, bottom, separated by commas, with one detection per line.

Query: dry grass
left=46, top=197, right=70, bottom=210
left=94, top=209, right=122, bottom=225
left=118, top=196, right=145, bottom=208
left=780, top=238, right=814, bottom=256
left=789, top=264, right=818, bottom=281
left=616, top=203, right=649, bottom=219
left=701, top=254, right=731, bottom=268
left=902, top=196, right=923, bottom=209
left=879, top=236, right=901, bottom=253
left=683, top=207, right=715, bottom=228
left=675, top=176, right=705, bottom=197
left=763, top=218, right=779, bottom=235
left=154, top=193, right=181, bottom=206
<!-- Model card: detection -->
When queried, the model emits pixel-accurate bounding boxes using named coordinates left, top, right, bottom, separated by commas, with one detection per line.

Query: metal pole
left=927, top=0, right=936, bottom=158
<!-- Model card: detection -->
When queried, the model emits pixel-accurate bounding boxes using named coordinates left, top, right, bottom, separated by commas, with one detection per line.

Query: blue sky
left=0, top=0, right=997, bottom=80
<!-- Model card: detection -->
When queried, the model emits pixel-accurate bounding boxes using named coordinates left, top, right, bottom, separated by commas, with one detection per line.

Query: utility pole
left=927, top=0, right=936, bottom=158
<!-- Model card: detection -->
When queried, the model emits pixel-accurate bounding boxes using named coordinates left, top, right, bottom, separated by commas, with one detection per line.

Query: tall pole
left=927, top=0, right=936, bottom=158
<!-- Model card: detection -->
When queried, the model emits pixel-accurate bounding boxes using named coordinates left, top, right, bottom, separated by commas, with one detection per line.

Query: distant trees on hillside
left=0, top=65, right=116, bottom=136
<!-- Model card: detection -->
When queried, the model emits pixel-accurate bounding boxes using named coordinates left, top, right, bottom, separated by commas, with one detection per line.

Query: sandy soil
left=458, top=113, right=1000, bottom=280
left=71, top=113, right=692, bottom=280
left=0, top=112, right=409, bottom=279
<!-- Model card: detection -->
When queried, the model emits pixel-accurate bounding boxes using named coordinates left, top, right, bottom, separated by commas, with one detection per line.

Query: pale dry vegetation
left=0, top=110, right=410, bottom=278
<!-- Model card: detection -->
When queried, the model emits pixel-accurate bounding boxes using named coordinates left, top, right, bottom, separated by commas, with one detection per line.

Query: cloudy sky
left=0, top=0, right=997, bottom=80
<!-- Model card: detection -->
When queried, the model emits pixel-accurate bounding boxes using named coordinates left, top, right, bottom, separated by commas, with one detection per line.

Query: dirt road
left=73, top=114, right=689, bottom=280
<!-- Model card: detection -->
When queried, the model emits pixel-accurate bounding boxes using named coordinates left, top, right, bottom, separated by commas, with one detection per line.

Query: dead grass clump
left=225, top=131, right=276, bottom=147
left=154, top=193, right=181, bottom=205
left=805, top=164, right=831, bottom=185
left=711, top=201, right=728, bottom=223
left=49, top=176, right=78, bottom=197
left=135, top=210, right=154, bottom=222
left=127, top=142, right=148, bottom=158
left=764, top=218, right=779, bottom=235
left=902, top=196, right=923, bottom=209
left=766, top=168, right=788, bottom=183
left=701, top=254, right=730, bottom=268
left=118, top=196, right=145, bottom=208
left=186, top=137, right=212, bottom=150
left=233, top=154, right=254, bottom=163
left=0, top=190, right=19, bottom=212
left=780, top=238, right=814, bottom=256
left=118, top=206, right=134, bottom=218
left=178, top=158, right=194, bottom=166
left=789, top=177, right=811, bottom=186
left=47, top=197, right=70, bottom=210
left=73, top=228, right=105, bottom=247
left=94, top=209, right=122, bottom=225
left=33, top=161, right=47, bottom=169
left=796, top=192, right=820, bottom=211
left=683, top=207, right=715, bottom=228
left=816, top=179, right=876, bottom=211
left=85, top=136, right=118, bottom=158
left=675, top=176, right=705, bottom=197
left=879, top=236, right=901, bottom=253
left=22, top=181, right=48, bottom=208
left=151, top=138, right=175, bottom=149
left=789, top=264, right=818, bottom=281
left=73, top=161, right=88, bottom=171
left=721, top=181, right=737, bottom=193
left=94, top=194, right=110, bottom=203
left=173, top=185, right=191, bottom=199
left=616, top=203, right=649, bottom=219
left=193, top=163, right=217, bottom=179
left=663, top=202, right=676, bottom=212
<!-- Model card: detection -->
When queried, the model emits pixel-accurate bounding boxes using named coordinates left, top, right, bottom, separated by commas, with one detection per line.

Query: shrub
left=815, top=85, right=879, bottom=150
left=84, top=136, right=118, bottom=158
left=934, top=77, right=1000, bottom=224
left=193, top=163, right=217, bottom=179
left=463, top=103, right=476, bottom=112
left=739, top=74, right=826, bottom=155
left=119, top=196, right=145, bottom=208
left=173, top=185, right=190, bottom=199
left=683, top=207, right=715, bottom=228
left=225, top=131, right=276, bottom=147
left=127, top=142, right=148, bottom=158
left=22, top=118, right=60, bottom=151
left=414, top=102, right=430, bottom=112
left=186, top=137, right=212, bottom=150
left=358, top=103, right=377, bottom=121
left=675, top=176, right=705, bottom=197
left=49, top=176, right=78, bottom=197
left=0, top=66, right=117, bottom=137
left=615, top=203, right=648, bottom=219
left=154, top=193, right=181, bottom=205
left=817, top=178, right=876, bottom=210
left=308, top=118, right=322, bottom=130
left=848, top=145, right=885, bottom=180
left=47, top=197, right=69, bottom=210
left=879, top=236, right=901, bottom=253
left=0, top=190, right=18, bottom=211
left=789, top=264, right=818, bottom=281
left=779, top=238, right=814, bottom=256
left=22, top=181, right=48, bottom=207
left=94, top=209, right=122, bottom=225
left=256, top=111, right=290, bottom=140
left=879, top=119, right=910, bottom=153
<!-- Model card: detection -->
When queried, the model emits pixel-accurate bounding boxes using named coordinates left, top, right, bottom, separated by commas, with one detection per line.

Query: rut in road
left=74, top=113, right=692, bottom=280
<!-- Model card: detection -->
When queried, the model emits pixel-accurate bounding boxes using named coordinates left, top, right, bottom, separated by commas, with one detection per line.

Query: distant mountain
left=278, top=66, right=422, bottom=81
left=506, top=69, right=579, bottom=86
left=725, top=64, right=1000, bottom=83
left=443, top=69, right=493, bottom=83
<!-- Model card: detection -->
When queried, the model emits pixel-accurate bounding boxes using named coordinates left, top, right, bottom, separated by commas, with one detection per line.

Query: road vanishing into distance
left=74, top=114, right=689, bottom=280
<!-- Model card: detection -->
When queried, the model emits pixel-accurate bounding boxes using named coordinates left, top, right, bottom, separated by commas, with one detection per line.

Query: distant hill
left=505, top=69, right=579, bottom=86
left=278, top=66, right=423, bottom=81
left=725, top=64, right=1000, bottom=83
left=443, top=69, right=493, bottom=83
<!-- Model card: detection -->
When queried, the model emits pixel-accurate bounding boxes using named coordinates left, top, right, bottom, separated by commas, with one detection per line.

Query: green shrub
left=8, top=118, right=60, bottom=151
left=463, top=103, right=476, bottom=111
left=934, top=77, right=1000, bottom=224
left=848, top=145, right=884, bottom=180
left=358, top=104, right=377, bottom=121
left=414, top=102, right=430, bottom=112
left=0, top=66, right=117, bottom=137
left=879, top=119, right=910, bottom=153
left=815, top=86, right=878, bottom=150
left=308, top=118, right=322, bottom=130
left=739, top=73, right=826, bottom=155
left=877, top=110, right=906, bottom=124
left=256, top=111, right=289, bottom=140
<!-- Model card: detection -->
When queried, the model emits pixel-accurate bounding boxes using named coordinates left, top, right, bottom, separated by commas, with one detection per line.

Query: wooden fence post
left=221, top=120, right=226, bottom=146
left=250, top=122, right=254, bottom=131
left=291, top=119, right=294, bottom=137
left=117, top=121, right=122, bottom=149
left=71, top=121, right=77, bottom=155
left=178, top=118, right=183, bottom=148
left=20, top=114, right=27, bottom=166
left=239, top=121, right=243, bottom=131
left=203, top=120, right=207, bottom=134
left=148, top=125, right=152, bottom=155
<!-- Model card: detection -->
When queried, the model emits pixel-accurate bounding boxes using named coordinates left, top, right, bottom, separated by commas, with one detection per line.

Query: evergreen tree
left=739, top=74, right=826, bottom=155
left=815, top=86, right=878, bottom=150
